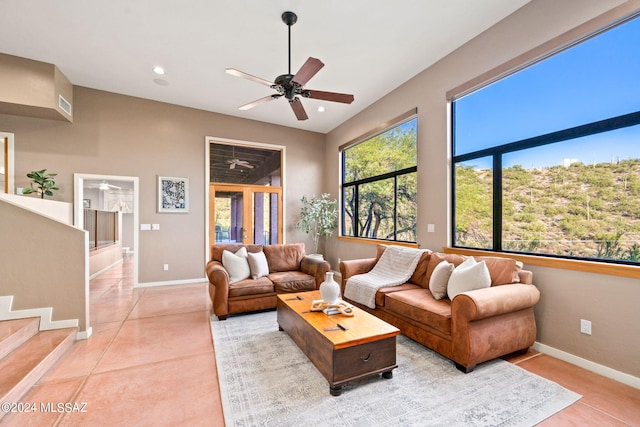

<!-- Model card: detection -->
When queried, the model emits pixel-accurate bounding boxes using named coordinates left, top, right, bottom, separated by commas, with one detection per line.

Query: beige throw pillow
left=429, top=260, right=454, bottom=300
left=447, top=259, right=491, bottom=300
left=247, top=251, right=270, bottom=279
left=222, top=247, right=250, bottom=283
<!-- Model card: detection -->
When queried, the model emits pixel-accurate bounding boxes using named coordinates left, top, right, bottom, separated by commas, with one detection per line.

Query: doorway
left=210, top=183, right=282, bottom=245
left=205, top=138, right=285, bottom=256
left=74, top=173, right=139, bottom=287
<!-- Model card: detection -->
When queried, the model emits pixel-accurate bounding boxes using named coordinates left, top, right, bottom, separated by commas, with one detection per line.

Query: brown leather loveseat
left=340, top=245, right=540, bottom=373
left=206, top=243, right=330, bottom=320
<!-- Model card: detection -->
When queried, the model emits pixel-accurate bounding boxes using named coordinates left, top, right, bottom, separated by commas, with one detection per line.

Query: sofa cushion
left=268, top=271, right=316, bottom=293
left=447, top=259, right=491, bottom=300
left=385, top=289, right=452, bottom=335
left=228, top=276, right=275, bottom=298
left=408, top=250, right=432, bottom=287
left=263, top=243, right=305, bottom=272
left=429, top=260, right=454, bottom=300
left=222, top=248, right=251, bottom=283
left=374, top=283, right=422, bottom=307
left=247, top=250, right=270, bottom=279
left=475, top=256, right=522, bottom=286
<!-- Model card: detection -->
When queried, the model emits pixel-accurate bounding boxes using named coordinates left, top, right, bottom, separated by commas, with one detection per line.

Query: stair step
left=0, top=318, right=39, bottom=360
left=0, top=328, right=76, bottom=410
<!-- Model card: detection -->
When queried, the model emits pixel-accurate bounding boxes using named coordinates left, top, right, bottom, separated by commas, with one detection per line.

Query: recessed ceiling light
left=153, top=66, right=165, bottom=75
left=317, top=106, right=325, bottom=113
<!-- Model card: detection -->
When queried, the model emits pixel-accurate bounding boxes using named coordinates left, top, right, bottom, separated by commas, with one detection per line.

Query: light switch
left=152, top=224, right=160, bottom=231
left=140, top=224, right=151, bottom=231
left=427, top=224, right=435, bottom=233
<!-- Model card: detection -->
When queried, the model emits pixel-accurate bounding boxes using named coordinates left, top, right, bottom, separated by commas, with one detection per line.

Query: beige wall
left=326, top=0, right=640, bottom=379
left=0, top=53, right=72, bottom=122
left=0, top=86, right=325, bottom=284
left=0, top=199, right=88, bottom=331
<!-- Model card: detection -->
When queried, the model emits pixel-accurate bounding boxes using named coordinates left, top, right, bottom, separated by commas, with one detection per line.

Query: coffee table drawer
left=333, top=337, right=396, bottom=382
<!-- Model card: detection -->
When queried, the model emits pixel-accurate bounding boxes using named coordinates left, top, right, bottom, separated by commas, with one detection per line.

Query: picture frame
left=157, top=176, right=189, bottom=213
left=83, top=198, right=91, bottom=209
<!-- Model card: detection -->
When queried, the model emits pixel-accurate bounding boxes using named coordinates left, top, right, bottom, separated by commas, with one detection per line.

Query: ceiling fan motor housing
left=274, top=74, right=302, bottom=100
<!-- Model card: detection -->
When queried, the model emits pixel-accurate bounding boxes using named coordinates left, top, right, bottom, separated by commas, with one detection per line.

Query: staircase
left=0, top=318, right=76, bottom=419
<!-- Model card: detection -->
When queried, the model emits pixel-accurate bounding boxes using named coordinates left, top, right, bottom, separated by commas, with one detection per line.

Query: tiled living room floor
left=3, top=257, right=639, bottom=426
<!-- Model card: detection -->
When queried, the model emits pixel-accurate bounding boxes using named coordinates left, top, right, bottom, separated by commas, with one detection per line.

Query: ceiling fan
left=226, top=147, right=254, bottom=169
left=227, top=158, right=254, bottom=169
left=87, top=181, right=122, bottom=191
left=226, top=11, right=355, bottom=121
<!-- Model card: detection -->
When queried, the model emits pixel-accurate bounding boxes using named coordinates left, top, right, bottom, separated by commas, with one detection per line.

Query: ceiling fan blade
left=289, top=98, right=308, bottom=120
left=237, top=163, right=254, bottom=169
left=226, top=68, right=274, bottom=87
left=238, top=94, right=282, bottom=111
left=292, top=57, right=324, bottom=87
left=229, top=163, right=236, bottom=170
left=304, top=90, right=354, bottom=104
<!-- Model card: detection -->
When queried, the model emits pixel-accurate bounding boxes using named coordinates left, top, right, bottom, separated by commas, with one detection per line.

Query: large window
left=341, top=112, right=417, bottom=243
left=452, top=15, right=640, bottom=264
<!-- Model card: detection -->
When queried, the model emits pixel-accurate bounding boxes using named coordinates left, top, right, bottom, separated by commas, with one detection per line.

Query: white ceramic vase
left=319, top=271, right=340, bottom=305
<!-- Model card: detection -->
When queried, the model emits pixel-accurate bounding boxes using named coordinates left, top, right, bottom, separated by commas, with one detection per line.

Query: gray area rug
left=211, top=311, right=580, bottom=426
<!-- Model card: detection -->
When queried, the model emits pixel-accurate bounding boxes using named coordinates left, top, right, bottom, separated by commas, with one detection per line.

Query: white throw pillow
left=456, top=256, right=477, bottom=270
left=429, top=260, right=454, bottom=300
left=247, top=251, right=270, bottom=279
left=447, top=259, right=491, bottom=300
left=222, top=247, right=250, bottom=283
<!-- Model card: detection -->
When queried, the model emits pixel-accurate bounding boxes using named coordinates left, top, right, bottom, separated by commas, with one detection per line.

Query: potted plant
left=295, top=193, right=338, bottom=257
left=22, top=169, right=59, bottom=199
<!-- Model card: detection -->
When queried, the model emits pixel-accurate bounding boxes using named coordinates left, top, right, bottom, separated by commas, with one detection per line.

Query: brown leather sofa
left=206, top=243, right=330, bottom=320
left=340, top=245, right=540, bottom=373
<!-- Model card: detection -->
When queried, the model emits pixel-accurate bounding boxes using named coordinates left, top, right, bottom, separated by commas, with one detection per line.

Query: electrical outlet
left=580, top=319, right=592, bottom=335
left=163, top=264, right=169, bottom=271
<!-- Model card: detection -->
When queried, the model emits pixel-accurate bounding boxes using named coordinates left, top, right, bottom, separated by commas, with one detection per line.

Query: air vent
left=58, top=94, right=72, bottom=116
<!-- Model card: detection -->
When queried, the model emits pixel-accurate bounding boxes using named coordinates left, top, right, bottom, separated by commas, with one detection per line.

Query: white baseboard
left=0, top=295, right=79, bottom=331
left=89, top=258, right=124, bottom=280
left=135, top=277, right=208, bottom=288
left=76, top=327, right=93, bottom=340
left=533, top=342, right=640, bottom=390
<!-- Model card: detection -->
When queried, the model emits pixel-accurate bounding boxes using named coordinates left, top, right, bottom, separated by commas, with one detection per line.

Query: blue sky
left=454, top=15, right=640, bottom=169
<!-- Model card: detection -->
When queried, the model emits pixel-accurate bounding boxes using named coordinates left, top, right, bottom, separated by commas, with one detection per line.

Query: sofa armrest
left=453, top=283, right=540, bottom=322
left=205, top=260, right=230, bottom=318
left=300, top=256, right=331, bottom=288
left=339, top=258, right=377, bottom=293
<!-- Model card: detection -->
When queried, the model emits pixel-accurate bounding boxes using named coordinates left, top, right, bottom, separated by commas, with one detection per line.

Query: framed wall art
left=158, top=176, right=189, bottom=213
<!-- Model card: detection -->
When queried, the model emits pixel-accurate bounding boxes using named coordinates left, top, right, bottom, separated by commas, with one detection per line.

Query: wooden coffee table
left=277, top=290, right=400, bottom=396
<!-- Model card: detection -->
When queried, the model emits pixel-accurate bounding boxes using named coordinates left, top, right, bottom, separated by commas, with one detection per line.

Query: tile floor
left=3, top=257, right=639, bottom=426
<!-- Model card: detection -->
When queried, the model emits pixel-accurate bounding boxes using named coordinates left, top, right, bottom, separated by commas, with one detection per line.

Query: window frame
left=450, top=13, right=640, bottom=267
left=340, top=109, right=418, bottom=244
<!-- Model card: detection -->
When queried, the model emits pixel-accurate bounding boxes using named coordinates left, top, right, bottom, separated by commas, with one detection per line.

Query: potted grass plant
left=295, top=193, right=338, bottom=258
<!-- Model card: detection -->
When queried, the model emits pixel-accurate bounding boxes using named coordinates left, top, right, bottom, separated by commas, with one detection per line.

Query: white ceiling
left=0, top=0, right=530, bottom=133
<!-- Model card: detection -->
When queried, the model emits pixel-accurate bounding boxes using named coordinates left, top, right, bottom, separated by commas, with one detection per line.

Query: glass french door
left=210, top=183, right=283, bottom=247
